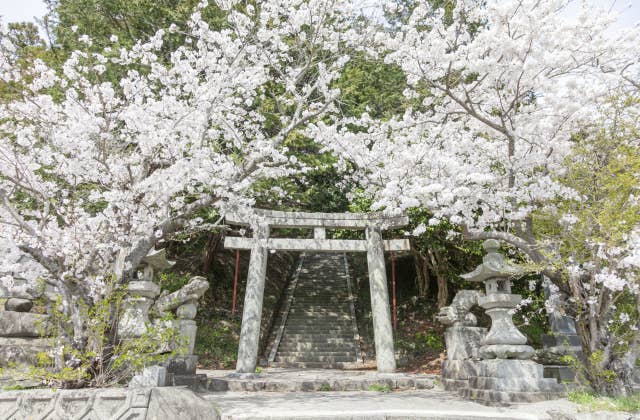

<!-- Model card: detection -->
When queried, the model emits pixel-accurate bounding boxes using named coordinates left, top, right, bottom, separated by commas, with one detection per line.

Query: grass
left=367, top=383, right=392, bottom=392
left=568, top=390, right=640, bottom=412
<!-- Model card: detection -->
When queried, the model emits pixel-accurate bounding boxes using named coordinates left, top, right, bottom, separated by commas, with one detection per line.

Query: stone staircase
left=266, top=252, right=361, bottom=369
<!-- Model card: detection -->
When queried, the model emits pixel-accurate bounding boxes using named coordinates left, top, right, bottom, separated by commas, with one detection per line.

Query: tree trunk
left=411, top=247, right=430, bottom=298
left=202, top=232, right=222, bottom=273
left=428, top=249, right=448, bottom=309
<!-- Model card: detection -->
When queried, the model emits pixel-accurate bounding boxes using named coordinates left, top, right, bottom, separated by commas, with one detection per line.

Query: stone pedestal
left=442, top=360, right=481, bottom=391
left=445, top=326, right=486, bottom=360
left=178, top=319, right=198, bottom=355
left=460, top=359, right=567, bottom=405
left=457, top=240, right=565, bottom=405
left=442, top=326, right=486, bottom=390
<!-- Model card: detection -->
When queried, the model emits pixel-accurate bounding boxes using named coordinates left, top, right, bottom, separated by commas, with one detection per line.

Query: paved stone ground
left=203, top=389, right=582, bottom=420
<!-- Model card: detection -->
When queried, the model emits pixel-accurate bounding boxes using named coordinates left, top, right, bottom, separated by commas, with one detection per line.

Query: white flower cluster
left=0, top=1, right=367, bottom=295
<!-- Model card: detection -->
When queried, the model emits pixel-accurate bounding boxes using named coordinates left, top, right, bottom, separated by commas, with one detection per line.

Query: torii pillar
left=235, top=224, right=269, bottom=373
left=366, top=226, right=396, bottom=372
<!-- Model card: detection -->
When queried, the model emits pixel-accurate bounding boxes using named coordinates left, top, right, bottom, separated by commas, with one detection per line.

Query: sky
left=0, top=0, right=639, bottom=29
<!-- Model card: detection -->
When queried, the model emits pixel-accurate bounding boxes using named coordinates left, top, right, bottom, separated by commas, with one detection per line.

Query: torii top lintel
left=225, top=209, right=409, bottom=230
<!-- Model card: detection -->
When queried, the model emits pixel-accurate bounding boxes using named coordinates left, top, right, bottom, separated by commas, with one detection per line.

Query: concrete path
left=204, top=389, right=580, bottom=420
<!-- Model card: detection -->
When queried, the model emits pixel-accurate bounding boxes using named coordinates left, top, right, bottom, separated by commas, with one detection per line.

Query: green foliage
left=510, top=275, right=549, bottom=348
left=335, top=54, right=409, bottom=119
left=396, top=329, right=444, bottom=355
left=561, top=351, right=620, bottom=393
left=45, top=0, right=227, bottom=52
left=2, top=277, right=186, bottom=388
left=532, top=95, right=640, bottom=394
left=568, top=390, right=640, bottom=412
left=156, top=271, right=191, bottom=294
left=195, top=319, right=240, bottom=369
left=367, top=383, right=392, bottom=392
left=319, top=383, right=331, bottom=391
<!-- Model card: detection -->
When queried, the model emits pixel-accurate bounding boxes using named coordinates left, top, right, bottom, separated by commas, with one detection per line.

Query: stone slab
left=147, top=387, right=220, bottom=420
left=442, top=360, right=481, bottom=380
left=0, top=386, right=219, bottom=420
left=0, top=337, right=51, bottom=367
left=0, top=311, right=50, bottom=338
left=477, top=359, right=544, bottom=378
left=203, top=389, right=584, bottom=420
left=469, top=376, right=566, bottom=393
left=129, top=366, right=167, bottom=388
left=460, top=387, right=567, bottom=406
left=200, top=369, right=435, bottom=393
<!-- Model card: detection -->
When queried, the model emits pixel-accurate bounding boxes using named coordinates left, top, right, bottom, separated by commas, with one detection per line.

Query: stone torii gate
left=224, top=209, right=410, bottom=373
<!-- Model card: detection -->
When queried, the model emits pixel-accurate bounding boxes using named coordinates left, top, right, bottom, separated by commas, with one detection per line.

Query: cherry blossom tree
left=0, top=0, right=369, bottom=350
left=314, top=0, right=640, bottom=393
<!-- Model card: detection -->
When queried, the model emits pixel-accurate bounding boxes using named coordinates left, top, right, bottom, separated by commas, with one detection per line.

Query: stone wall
left=0, top=387, right=218, bottom=420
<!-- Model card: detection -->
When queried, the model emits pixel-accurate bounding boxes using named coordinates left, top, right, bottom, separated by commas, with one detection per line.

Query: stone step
left=276, top=343, right=357, bottom=352
left=284, top=318, right=352, bottom=323
left=275, top=351, right=356, bottom=357
left=459, top=387, right=566, bottom=405
left=279, top=336, right=356, bottom=343
left=275, top=355, right=357, bottom=364
left=269, top=361, right=358, bottom=369
left=290, top=300, right=350, bottom=304
left=285, top=320, right=353, bottom=325
left=284, top=321, right=353, bottom=326
left=283, top=329, right=354, bottom=335
left=279, top=341, right=355, bottom=347
left=287, top=308, right=351, bottom=312
left=288, top=306, right=351, bottom=310
left=268, top=252, right=361, bottom=366
left=284, top=322, right=353, bottom=327
left=468, top=376, right=566, bottom=393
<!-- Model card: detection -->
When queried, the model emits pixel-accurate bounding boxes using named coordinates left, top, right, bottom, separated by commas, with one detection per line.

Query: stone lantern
left=460, top=239, right=533, bottom=360
left=458, top=240, right=566, bottom=405
left=118, top=248, right=172, bottom=339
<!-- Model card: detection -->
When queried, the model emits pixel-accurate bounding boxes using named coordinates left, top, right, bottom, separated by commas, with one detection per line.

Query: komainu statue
left=436, top=290, right=483, bottom=327
left=437, top=290, right=487, bottom=391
